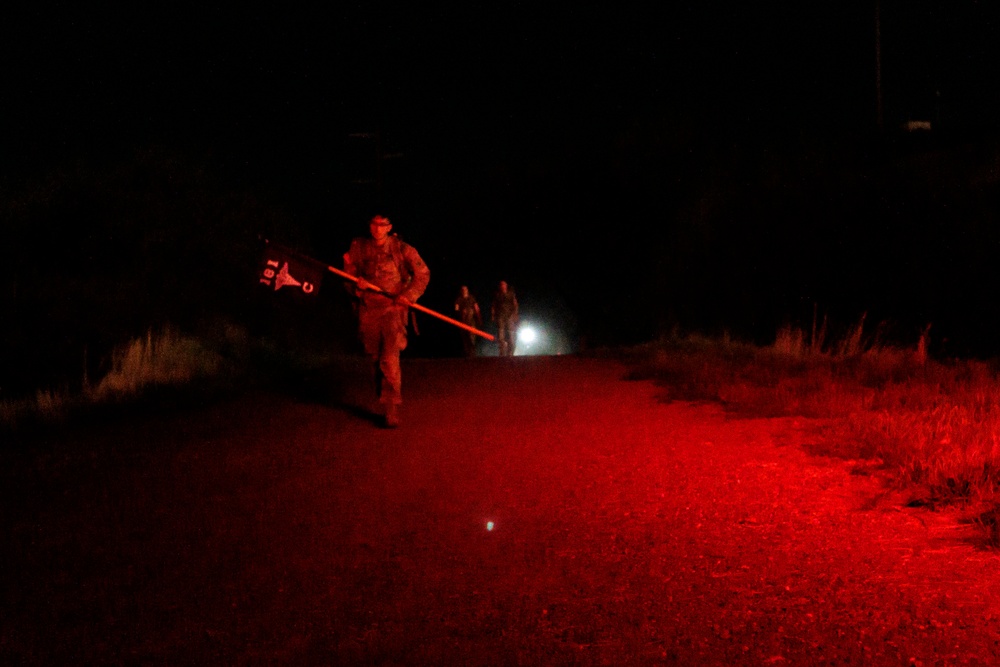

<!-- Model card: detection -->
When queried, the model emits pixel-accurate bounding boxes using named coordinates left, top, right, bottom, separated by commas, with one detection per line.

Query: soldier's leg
left=497, top=321, right=508, bottom=356
left=376, top=307, right=407, bottom=406
left=503, top=321, right=514, bottom=356
left=377, top=347, right=402, bottom=405
left=357, top=313, right=383, bottom=399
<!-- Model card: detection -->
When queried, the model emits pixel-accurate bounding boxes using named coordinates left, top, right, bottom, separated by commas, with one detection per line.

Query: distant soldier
left=344, top=215, right=430, bottom=427
left=453, top=285, right=482, bottom=357
left=491, top=280, right=519, bottom=357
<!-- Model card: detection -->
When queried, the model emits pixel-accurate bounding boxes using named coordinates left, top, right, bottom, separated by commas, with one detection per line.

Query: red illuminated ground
left=3, top=355, right=1000, bottom=664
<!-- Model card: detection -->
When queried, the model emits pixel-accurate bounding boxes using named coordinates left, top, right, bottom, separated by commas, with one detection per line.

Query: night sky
left=5, top=3, right=1000, bottom=358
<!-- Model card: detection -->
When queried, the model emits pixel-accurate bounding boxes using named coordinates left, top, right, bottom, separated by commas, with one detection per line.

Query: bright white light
left=518, top=325, right=537, bottom=345
left=486, top=521, right=495, bottom=531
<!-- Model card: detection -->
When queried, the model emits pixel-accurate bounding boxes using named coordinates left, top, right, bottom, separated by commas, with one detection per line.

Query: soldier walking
left=344, top=215, right=430, bottom=427
left=491, top=280, right=519, bottom=357
left=453, top=285, right=482, bottom=357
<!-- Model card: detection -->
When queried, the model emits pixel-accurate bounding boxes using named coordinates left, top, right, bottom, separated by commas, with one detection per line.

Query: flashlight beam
left=326, top=264, right=495, bottom=341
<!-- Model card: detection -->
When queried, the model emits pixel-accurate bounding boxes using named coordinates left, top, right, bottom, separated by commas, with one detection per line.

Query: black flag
left=258, top=242, right=325, bottom=296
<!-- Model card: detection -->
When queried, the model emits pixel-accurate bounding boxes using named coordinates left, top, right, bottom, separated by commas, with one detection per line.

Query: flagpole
left=324, top=264, right=495, bottom=341
left=261, top=238, right=495, bottom=342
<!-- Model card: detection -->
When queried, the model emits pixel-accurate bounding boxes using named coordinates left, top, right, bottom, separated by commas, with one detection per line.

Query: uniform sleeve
left=343, top=239, right=361, bottom=295
left=399, top=243, right=430, bottom=303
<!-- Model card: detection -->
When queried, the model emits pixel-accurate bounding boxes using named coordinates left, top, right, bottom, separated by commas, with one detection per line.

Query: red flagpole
left=325, top=264, right=495, bottom=341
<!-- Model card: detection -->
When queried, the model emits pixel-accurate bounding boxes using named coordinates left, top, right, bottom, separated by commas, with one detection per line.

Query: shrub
left=85, top=327, right=223, bottom=401
left=1, top=327, right=230, bottom=431
left=637, top=319, right=1000, bottom=535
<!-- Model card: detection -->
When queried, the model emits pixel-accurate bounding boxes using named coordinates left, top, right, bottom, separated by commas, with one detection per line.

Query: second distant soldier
left=491, top=280, right=519, bottom=357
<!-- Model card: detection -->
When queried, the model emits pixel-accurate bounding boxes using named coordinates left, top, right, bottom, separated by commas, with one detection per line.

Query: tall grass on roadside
left=1, top=327, right=226, bottom=430
left=0, top=388, right=72, bottom=430
left=85, top=327, right=223, bottom=401
left=632, top=319, right=1000, bottom=544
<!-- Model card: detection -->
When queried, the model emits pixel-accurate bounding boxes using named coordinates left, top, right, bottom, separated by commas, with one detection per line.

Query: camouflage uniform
left=344, top=234, right=430, bottom=412
left=491, top=283, right=519, bottom=357
left=453, top=288, right=482, bottom=357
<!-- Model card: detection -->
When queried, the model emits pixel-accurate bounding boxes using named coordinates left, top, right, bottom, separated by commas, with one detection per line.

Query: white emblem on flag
left=274, top=262, right=302, bottom=290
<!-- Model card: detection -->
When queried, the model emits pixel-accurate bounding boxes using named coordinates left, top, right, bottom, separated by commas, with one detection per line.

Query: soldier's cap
left=369, top=215, right=391, bottom=227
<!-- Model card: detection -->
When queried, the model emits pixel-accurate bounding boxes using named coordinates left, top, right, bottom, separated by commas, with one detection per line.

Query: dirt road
left=3, top=355, right=1000, bottom=664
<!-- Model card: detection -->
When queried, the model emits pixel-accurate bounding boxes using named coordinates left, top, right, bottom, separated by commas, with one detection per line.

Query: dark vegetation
left=4, top=128, right=1000, bottom=409
left=0, top=147, right=355, bottom=405
left=627, top=325, right=1000, bottom=546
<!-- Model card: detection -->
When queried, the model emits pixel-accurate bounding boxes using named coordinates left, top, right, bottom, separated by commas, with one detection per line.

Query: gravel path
left=3, top=355, right=999, bottom=664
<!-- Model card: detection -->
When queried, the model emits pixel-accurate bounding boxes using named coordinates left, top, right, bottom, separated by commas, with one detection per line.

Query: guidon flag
left=258, top=241, right=325, bottom=296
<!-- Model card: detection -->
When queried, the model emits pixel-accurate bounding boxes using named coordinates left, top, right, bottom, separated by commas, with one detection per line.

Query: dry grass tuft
left=0, top=388, right=72, bottom=430
left=636, top=318, right=1000, bottom=543
left=1, top=327, right=227, bottom=430
left=85, top=327, right=222, bottom=401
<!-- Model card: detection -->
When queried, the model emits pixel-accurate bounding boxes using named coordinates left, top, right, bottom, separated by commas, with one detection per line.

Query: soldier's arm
left=345, top=241, right=378, bottom=294
left=398, top=244, right=430, bottom=303
left=343, top=243, right=360, bottom=295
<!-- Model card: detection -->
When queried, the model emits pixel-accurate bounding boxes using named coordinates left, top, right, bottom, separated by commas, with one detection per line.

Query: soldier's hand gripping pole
left=327, top=264, right=495, bottom=341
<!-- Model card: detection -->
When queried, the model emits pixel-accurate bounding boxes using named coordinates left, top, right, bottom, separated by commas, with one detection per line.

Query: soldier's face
left=370, top=221, right=392, bottom=244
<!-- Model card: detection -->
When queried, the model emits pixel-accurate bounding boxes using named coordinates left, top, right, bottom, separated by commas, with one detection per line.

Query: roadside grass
left=0, top=388, right=72, bottom=431
left=627, top=320, right=1000, bottom=547
left=0, top=323, right=340, bottom=433
left=86, top=328, right=224, bottom=401
left=0, top=327, right=228, bottom=432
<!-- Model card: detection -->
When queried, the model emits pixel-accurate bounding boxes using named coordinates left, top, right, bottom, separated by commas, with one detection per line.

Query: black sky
left=5, top=2, right=1000, bottom=351
left=6, top=4, right=964, bottom=171
left=6, top=3, right=997, bottom=193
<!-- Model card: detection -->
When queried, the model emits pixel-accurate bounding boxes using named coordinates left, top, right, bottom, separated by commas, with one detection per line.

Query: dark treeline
left=5, top=3, right=1000, bottom=397
left=0, top=148, right=353, bottom=400
left=382, top=121, right=1000, bottom=358
left=4, top=127, right=1000, bottom=400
